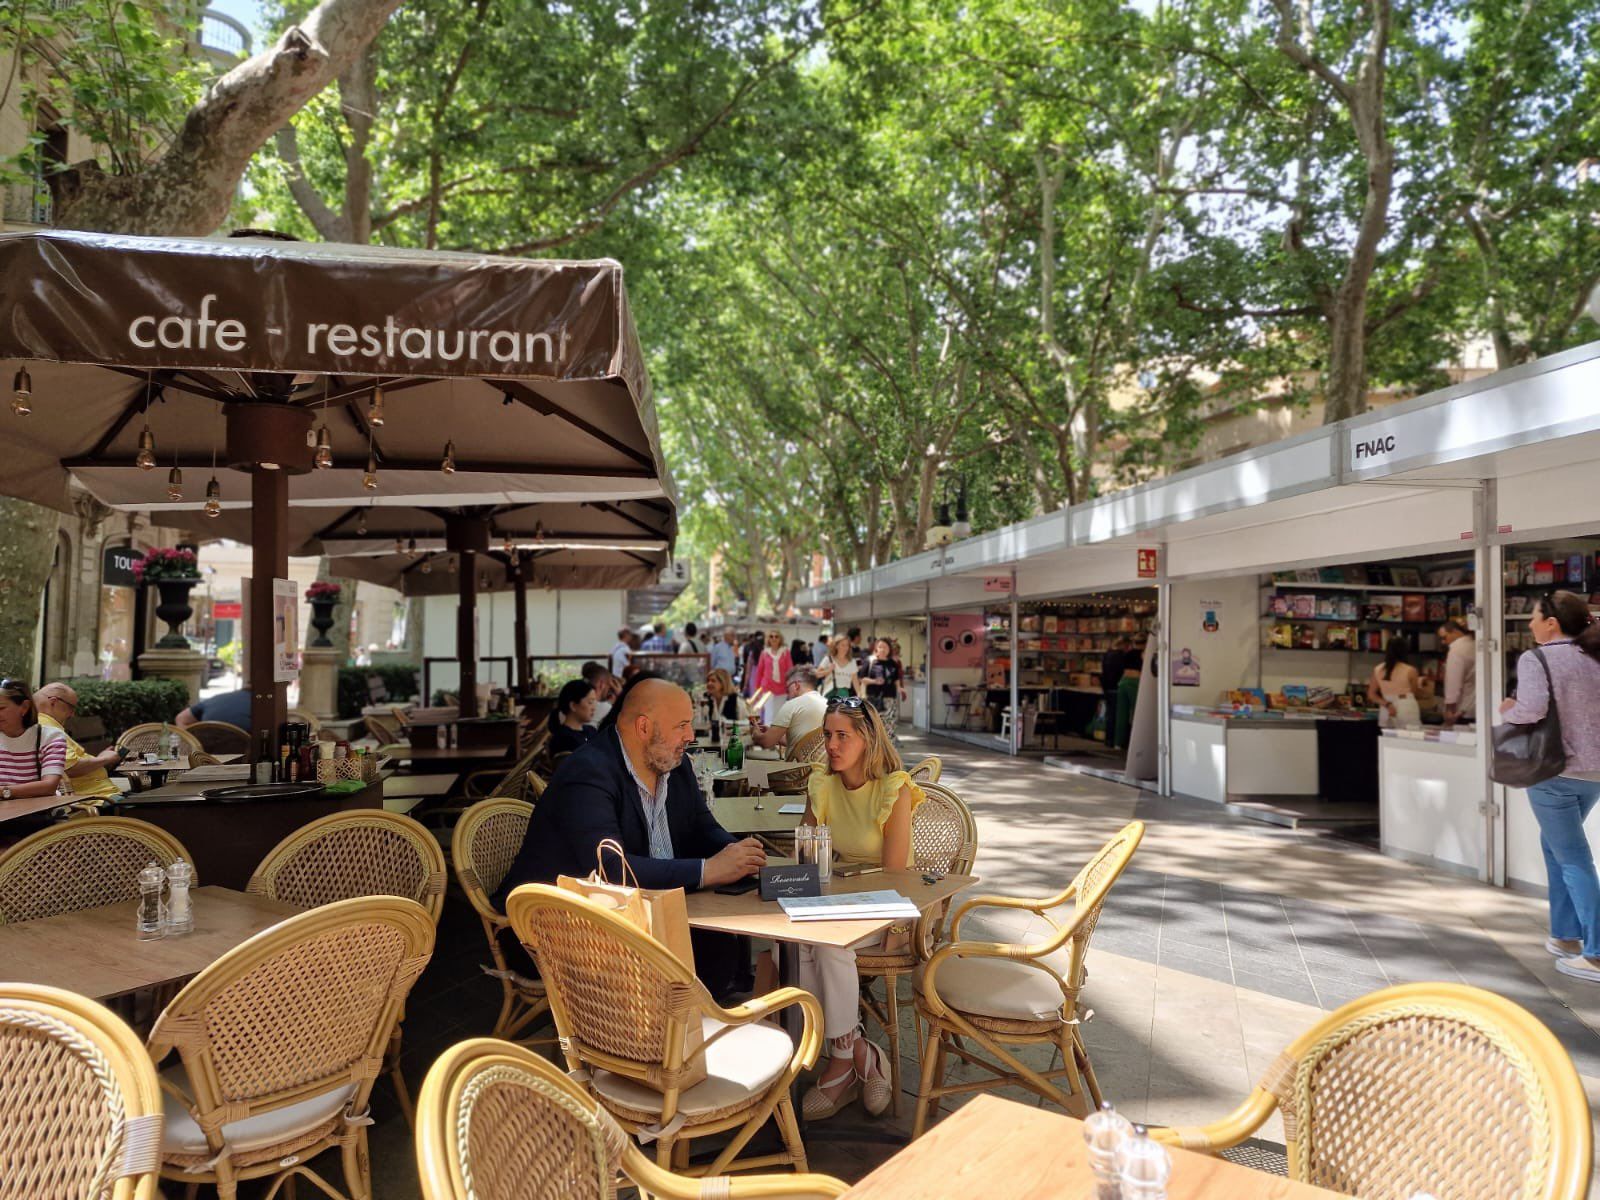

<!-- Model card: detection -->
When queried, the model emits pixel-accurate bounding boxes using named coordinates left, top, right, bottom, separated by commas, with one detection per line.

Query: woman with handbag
left=797, top=696, right=923, bottom=1119
left=1498, top=590, right=1600, bottom=982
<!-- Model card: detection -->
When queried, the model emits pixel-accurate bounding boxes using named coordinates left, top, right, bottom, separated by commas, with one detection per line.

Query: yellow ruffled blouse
left=806, top=769, right=925, bottom=867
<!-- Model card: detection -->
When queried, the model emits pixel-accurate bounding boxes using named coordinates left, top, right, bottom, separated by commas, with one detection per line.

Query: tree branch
left=275, top=123, right=349, bottom=241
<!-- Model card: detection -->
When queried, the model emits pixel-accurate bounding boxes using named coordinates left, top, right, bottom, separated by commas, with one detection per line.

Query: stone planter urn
left=152, top=578, right=199, bottom=649
left=308, top=597, right=339, bottom=648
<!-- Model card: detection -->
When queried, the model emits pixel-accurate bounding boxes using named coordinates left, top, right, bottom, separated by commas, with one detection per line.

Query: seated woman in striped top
left=0, top=678, right=67, bottom=816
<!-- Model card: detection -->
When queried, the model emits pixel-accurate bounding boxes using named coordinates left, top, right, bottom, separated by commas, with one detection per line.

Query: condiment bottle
left=1084, top=1101, right=1133, bottom=1199
left=136, top=862, right=165, bottom=940
left=1116, top=1126, right=1172, bottom=1199
left=165, top=860, right=194, bottom=935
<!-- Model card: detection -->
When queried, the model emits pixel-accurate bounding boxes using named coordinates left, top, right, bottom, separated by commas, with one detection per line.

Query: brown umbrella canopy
left=0, top=230, right=673, bottom=513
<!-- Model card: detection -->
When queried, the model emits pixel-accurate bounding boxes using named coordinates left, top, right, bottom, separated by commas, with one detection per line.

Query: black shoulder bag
left=1491, top=646, right=1567, bottom=787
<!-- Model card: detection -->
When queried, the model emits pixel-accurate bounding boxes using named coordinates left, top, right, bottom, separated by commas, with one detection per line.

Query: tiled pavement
left=337, top=732, right=1600, bottom=1197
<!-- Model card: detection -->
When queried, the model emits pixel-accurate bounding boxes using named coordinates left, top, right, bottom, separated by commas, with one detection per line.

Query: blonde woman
left=799, top=695, right=923, bottom=1119
left=816, top=634, right=864, bottom=702
left=704, top=668, right=749, bottom=724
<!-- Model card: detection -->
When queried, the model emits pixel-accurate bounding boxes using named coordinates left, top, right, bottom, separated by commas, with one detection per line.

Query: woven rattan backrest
left=787, top=728, right=827, bottom=763
left=286, top=708, right=322, bottom=734
left=115, top=723, right=200, bottom=757
left=454, top=799, right=533, bottom=915
left=0, top=817, right=196, bottom=925
left=183, top=720, right=252, bottom=757
left=364, top=711, right=403, bottom=745
left=0, top=984, right=164, bottom=1200
left=419, top=1040, right=626, bottom=1200
left=247, top=810, right=448, bottom=921
left=907, top=756, right=942, bottom=784
left=525, top=770, right=547, bottom=801
left=913, top=783, right=977, bottom=875
left=1060, top=821, right=1143, bottom=986
left=505, top=885, right=706, bottom=1071
left=149, top=896, right=434, bottom=1121
left=1272, top=985, right=1590, bottom=1199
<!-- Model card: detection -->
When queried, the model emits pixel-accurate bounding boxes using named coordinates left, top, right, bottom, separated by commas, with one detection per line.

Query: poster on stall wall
left=930, top=612, right=985, bottom=668
left=1173, top=648, right=1201, bottom=687
left=274, top=578, right=299, bottom=682
left=1200, top=600, right=1221, bottom=633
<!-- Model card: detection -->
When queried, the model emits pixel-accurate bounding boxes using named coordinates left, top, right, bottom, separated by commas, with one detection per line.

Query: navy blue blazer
left=493, top=727, right=736, bottom=907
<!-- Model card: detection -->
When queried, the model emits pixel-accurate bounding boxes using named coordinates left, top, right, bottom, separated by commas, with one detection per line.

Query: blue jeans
left=1527, top=776, right=1600, bottom=958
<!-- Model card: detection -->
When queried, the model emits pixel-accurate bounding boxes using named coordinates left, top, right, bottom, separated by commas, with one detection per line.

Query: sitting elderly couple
left=493, top=674, right=924, bottom=1122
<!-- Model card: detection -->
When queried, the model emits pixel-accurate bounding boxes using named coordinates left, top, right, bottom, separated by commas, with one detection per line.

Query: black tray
left=199, top=782, right=326, bottom=803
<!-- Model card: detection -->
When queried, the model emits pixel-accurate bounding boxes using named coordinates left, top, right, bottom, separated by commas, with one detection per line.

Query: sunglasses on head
left=827, top=696, right=867, bottom=713
left=0, top=679, right=28, bottom=700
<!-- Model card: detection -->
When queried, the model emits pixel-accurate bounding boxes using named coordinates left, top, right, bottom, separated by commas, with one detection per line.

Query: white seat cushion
left=161, top=1064, right=357, bottom=1155
left=590, top=1017, right=791, bottom=1118
left=918, top=909, right=1075, bottom=1023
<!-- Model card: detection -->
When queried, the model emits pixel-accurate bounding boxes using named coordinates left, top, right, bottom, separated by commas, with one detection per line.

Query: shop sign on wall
left=1199, top=600, right=1221, bottom=633
left=1173, top=647, right=1201, bottom=686
left=102, top=545, right=140, bottom=588
left=983, top=577, right=1011, bottom=593
left=931, top=612, right=985, bottom=668
left=1137, top=548, right=1159, bottom=578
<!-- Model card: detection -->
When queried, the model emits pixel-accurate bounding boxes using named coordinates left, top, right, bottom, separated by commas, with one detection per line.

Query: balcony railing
left=3, top=180, right=52, bottom=226
left=197, top=7, right=251, bottom=60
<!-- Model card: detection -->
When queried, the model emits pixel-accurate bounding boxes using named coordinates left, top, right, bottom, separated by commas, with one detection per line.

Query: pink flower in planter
left=131, top=547, right=199, bottom=584
left=306, top=581, right=343, bottom=601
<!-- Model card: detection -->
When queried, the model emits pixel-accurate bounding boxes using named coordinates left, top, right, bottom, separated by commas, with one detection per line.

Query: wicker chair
left=188, top=750, right=222, bottom=767
left=417, top=1037, right=849, bottom=1200
left=856, top=781, right=979, bottom=1117
left=912, top=819, right=1144, bottom=1137
left=115, top=723, right=201, bottom=758
left=764, top=762, right=814, bottom=796
left=363, top=709, right=405, bottom=747
left=451, top=799, right=550, bottom=1045
left=463, top=728, right=550, bottom=802
left=0, top=816, right=196, bottom=924
left=907, top=755, right=942, bottom=784
left=506, top=883, right=821, bottom=1177
left=1154, top=981, right=1592, bottom=1199
left=148, top=895, right=435, bottom=1200
left=287, top=708, right=323, bottom=735
left=246, top=810, right=447, bottom=1126
left=786, top=727, right=826, bottom=764
left=184, top=719, right=252, bottom=757
left=524, top=770, right=547, bottom=802
left=0, top=983, right=165, bottom=1200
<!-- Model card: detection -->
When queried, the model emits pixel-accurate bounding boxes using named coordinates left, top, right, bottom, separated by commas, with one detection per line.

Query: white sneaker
left=1547, top=937, right=1583, bottom=958
left=1555, top=956, right=1600, bottom=982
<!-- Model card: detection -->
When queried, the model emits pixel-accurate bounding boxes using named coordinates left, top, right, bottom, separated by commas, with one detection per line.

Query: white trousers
left=798, top=932, right=888, bottom=1042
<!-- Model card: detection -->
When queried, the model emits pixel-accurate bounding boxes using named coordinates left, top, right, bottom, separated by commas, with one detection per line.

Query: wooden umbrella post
left=445, top=514, right=489, bottom=718
left=512, top=550, right=531, bottom=698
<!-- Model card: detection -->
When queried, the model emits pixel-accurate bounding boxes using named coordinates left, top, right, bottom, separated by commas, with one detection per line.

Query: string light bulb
left=534, top=521, right=546, bottom=544
left=394, top=537, right=404, bottom=554
left=407, top=536, right=417, bottom=556
left=356, top=508, right=368, bottom=536
left=362, top=451, right=378, bottom=491
left=313, top=425, right=333, bottom=469
left=368, top=384, right=385, bottom=426
left=204, top=476, right=222, bottom=518
left=135, top=426, right=157, bottom=470
left=441, top=440, right=456, bottom=474
left=449, top=557, right=458, bottom=574
left=166, top=467, right=183, bottom=502
left=419, top=558, right=432, bottom=575
left=11, top=367, right=31, bottom=415
left=502, top=535, right=514, bottom=554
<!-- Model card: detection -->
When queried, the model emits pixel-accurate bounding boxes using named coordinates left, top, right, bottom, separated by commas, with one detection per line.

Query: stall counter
left=1171, top=710, right=1343, bottom=805
left=1377, top=728, right=1481, bottom=879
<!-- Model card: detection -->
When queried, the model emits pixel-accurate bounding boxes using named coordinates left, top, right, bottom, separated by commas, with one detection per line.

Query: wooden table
left=383, top=772, right=458, bottom=799
left=842, top=1096, right=1348, bottom=1199
left=117, top=753, right=242, bottom=787
left=691, top=751, right=809, bottom=793
left=0, top=886, right=299, bottom=1001
left=379, top=743, right=511, bottom=764
left=686, top=870, right=975, bottom=951
left=709, top=793, right=806, bottom=836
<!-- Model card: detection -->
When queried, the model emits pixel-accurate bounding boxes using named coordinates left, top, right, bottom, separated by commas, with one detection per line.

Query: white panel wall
left=1496, top=458, right=1600, bottom=539
left=1169, top=576, right=1261, bottom=708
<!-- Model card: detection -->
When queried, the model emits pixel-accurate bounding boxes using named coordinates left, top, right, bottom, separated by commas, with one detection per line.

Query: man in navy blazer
left=495, top=677, right=766, bottom=996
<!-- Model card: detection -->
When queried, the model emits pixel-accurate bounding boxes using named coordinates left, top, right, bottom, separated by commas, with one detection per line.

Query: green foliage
left=337, top=665, right=419, bottom=719
left=216, top=640, right=241, bottom=671
left=64, top=678, right=188, bottom=739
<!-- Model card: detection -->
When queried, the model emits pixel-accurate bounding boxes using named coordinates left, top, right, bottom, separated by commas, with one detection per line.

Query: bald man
left=494, top=677, right=765, bottom=998
left=33, top=682, right=126, bottom=809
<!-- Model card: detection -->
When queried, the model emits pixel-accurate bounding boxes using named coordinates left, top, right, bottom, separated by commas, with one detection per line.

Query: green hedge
left=337, top=665, right=419, bottom=718
left=65, top=678, right=189, bottom=739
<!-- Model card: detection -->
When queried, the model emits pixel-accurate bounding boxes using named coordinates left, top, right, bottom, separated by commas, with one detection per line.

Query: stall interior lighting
left=10, top=367, right=31, bottom=415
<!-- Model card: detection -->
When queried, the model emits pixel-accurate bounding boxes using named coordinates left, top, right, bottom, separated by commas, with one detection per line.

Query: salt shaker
left=1116, top=1125, right=1172, bottom=1199
left=136, top=862, right=165, bottom=941
left=795, top=824, right=816, bottom=865
left=813, top=824, right=833, bottom=884
left=1084, top=1101, right=1134, bottom=1199
left=165, top=859, right=194, bottom=936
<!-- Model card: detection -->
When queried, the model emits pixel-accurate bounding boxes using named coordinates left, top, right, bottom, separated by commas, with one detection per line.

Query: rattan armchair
left=912, top=819, right=1144, bottom=1137
left=362, top=709, right=405, bottom=747
left=906, top=755, right=942, bottom=784
left=452, top=799, right=550, bottom=1045
left=287, top=708, right=323, bottom=735
left=184, top=719, right=252, bottom=758
left=417, top=1038, right=849, bottom=1200
left=1154, top=981, right=1592, bottom=1199
left=115, top=723, right=201, bottom=757
left=0, top=815, right=196, bottom=924
left=463, top=728, right=550, bottom=802
left=786, top=728, right=826, bottom=764
left=148, top=895, right=435, bottom=1200
left=856, top=781, right=978, bottom=1117
left=506, top=884, right=822, bottom=1177
left=246, top=809, right=447, bottom=1126
left=0, top=983, right=165, bottom=1200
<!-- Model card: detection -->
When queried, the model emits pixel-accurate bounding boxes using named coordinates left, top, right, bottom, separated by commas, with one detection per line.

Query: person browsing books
left=795, top=695, right=923, bottom=1121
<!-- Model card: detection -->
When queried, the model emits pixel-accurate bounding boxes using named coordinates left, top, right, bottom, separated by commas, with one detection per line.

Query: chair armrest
left=712, top=986, right=824, bottom=1070
left=462, top=767, right=505, bottom=798
left=949, top=887, right=1075, bottom=941
left=1150, top=1090, right=1278, bottom=1154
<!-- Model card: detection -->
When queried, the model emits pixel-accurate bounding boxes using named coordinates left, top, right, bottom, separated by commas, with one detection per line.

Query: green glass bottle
left=725, top=728, right=744, bottom=771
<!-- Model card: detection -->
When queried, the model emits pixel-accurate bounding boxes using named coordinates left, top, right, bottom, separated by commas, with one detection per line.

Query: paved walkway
left=364, top=730, right=1600, bottom=1196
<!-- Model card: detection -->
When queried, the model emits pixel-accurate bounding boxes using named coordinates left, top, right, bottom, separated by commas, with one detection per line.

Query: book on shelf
left=778, top=891, right=922, bottom=921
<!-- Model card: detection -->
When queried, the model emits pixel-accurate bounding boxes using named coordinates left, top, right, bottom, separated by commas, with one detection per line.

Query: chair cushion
left=917, top=953, right=1070, bottom=1023
left=589, top=1017, right=791, bottom=1119
left=161, top=1064, right=358, bottom=1155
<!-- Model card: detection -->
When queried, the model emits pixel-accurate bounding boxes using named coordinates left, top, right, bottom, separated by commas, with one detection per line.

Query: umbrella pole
left=249, top=467, right=289, bottom=754
left=458, top=548, right=479, bottom=718
left=512, top=551, right=530, bottom=698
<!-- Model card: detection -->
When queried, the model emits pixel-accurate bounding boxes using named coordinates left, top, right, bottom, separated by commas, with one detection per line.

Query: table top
left=842, top=1096, right=1347, bottom=1199
left=686, top=870, right=974, bottom=950
left=710, top=793, right=806, bottom=835
left=383, top=772, right=458, bottom=798
left=0, top=886, right=300, bottom=1000
left=378, top=743, right=512, bottom=762
left=0, top=794, right=76, bottom=824
left=117, top=753, right=241, bottom=774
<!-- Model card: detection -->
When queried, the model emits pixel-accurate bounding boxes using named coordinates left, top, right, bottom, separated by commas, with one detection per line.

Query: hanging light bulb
left=135, top=426, right=157, bottom=470
left=441, top=439, right=456, bottom=474
left=356, top=508, right=368, bottom=536
left=449, top=557, right=458, bottom=574
left=11, top=367, right=31, bottom=415
left=407, top=536, right=417, bottom=557
left=394, top=537, right=404, bottom=554
left=165, top=466, right=183, bottom=502
left=362, top=451, right=378, bottom=491
left=419, top=558, right=432, bottom=575
left=502, top=534, right=514, bottom=554
left=204, top=476, right=222, bottom=518
left=534, top=520, right=546, bottom=544
left=368, top=384, right=385, bottom=426
left=313, top=425, right=333, bottom=469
